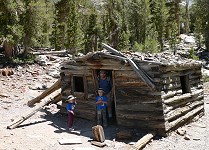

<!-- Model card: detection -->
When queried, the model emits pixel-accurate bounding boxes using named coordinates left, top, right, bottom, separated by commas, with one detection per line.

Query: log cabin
left=60, top=44, right=204, bottom=135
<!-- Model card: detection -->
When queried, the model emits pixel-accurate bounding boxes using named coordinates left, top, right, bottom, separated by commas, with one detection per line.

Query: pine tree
left=151, top=0, right=168, bottom=51
left=191, top=0, right=209, bottom=51
left=0, top=0, right=23, bottom=57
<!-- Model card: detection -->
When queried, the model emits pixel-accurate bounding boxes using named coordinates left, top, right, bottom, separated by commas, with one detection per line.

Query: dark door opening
left=96, top=69, right=117, bottom=125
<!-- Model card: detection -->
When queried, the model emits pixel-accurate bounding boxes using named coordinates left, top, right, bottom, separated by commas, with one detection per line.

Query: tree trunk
left=3, top=40, right=14, bottom=58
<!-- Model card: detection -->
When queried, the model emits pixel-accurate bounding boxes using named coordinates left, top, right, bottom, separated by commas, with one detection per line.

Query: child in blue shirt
left=96, top=88, right=108, bottom=127
left=66, top=95, right=76, bottom=131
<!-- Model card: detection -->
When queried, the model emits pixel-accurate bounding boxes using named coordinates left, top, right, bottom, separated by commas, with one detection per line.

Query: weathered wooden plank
left=27, top=79, right=61, bottom=106
left=163, top=93, right=191, bottom=104
left=163, top=89, right=203, bottom=105
left=165, top=100, right=204, bottom=122
left=164, top=94, right=204, bottom=113
left=165, top=105, right=204, bottom=131
left=161, top=90, right=182, bottom=99
left=116, top=103, right=163, bottom=112
left=115, top=81, right=148, bottom=87
left=117, top=118, right=165, bottom=129
left=75, top=109, right=95, bottom=121
left=117, top=112, right=164, bottom=120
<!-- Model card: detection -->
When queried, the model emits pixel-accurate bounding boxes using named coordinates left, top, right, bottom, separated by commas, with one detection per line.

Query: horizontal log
left=165, top=105, right=204, bottom=132
left=163, top=93, right=191, bottom=104
left=161, top=70, right=201, bottom=78
left=165, top=100, right=204, bottom=121
left=163, top=89, right=203, bottom=105
left=31, top=50, right=67, bottom=55
left=159, top=64, right=201, bottom=72
left=164, top=94, right=204, bottom=113
left=115, top=81, right=148, bottom=87
left=75, top=109, right=95, bottom=121
left=117, top=118, right=165, bottom=129
left=161, top=90, right=182, bottom=99
left=117, top=112, right=164, bottom=121
left=116, top=103, right=163, bottom=112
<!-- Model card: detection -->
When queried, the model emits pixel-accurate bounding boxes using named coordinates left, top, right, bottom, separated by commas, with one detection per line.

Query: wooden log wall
left=60, top=54, right=204, bottom=135
left=159, top=65, right=204, bottom=132
left=114, top=70, right=165, bottom=133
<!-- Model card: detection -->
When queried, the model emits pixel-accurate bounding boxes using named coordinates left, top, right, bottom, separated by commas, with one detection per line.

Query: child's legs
left=101, top=109, right=107, bottom=126
left=97, top=110, right=102, bottom=125
left=68, top=111, right=74, bottom=128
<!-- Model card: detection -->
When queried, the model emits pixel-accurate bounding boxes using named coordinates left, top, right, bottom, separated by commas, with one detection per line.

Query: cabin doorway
left=95, top=69, right=117, bottom=125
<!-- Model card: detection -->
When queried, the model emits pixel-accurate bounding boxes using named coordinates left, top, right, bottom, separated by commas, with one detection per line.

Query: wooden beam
left=27, top=78, right=61, bottom=106
left=165, top=105, right=204, bottom=131
left=31, top=50, right=67, bottom=55
left=130, top=132, right=156, bottom=150
left=102, top=43, right=156, bottom=89
left=7, top=94, right=62, bottom=129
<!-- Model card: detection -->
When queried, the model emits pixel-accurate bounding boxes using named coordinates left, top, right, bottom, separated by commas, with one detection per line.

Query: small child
left=66, top=95, right=77, bottom=131
left=96, top=88, right=108, bottom=127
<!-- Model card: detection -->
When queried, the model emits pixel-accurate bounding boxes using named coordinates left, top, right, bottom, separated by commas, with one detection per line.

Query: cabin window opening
left=180, top=75, right=191, bottom=94
left=73, top=76, right=84, bottom=92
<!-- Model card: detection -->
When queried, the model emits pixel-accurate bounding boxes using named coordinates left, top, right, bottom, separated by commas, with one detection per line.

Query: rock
left=177, top=128, right=186, bottom=136
left=184, top=135, right=190, bottom=140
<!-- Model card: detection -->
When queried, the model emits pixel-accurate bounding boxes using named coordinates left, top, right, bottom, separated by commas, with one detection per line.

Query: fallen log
left=27, top=78, right=61, bottom=106
left=7, top=94, right=61, bottom=129
left=130, top=132, right=156, bottom=150
left=31, top=50, right=68, bottom=55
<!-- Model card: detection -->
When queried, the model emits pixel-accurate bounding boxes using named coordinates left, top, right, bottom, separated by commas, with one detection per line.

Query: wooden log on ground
left=31, top=50, right=67, bottom=55
left=130, top=132, right=156, bottom=150
left=7, top=95, right=61, bottom=129
left=27, top=78, right=61, bottom=106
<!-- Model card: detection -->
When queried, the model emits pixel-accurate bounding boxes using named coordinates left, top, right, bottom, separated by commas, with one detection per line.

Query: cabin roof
left=72, top=50, right=202, bottom=67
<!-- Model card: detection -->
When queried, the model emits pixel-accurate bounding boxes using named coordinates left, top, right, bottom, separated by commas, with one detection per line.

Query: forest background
left=0, top=0, right=208, bottom=58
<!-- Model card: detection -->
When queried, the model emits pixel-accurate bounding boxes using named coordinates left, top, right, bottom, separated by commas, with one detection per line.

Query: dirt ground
left=1, top=63, right=209, bottom=150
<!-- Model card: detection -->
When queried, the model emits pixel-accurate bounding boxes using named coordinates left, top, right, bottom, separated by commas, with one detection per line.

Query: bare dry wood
left=165, top=105, right=204, bottom=131
left=161, top=90, right=182, bottom=99
left=163, top=89, right=203, bottom=105
left=27, top=79, right=61, bottom=106
left=92, top=125, right=105, bottom=142
left=7, top=97, right=59, bottom=129
left=165, top=100, right=204, bottom=121
left=117, top=103, right=163, bottom=112
left=164, top=95, right=204, bottom=113
left=31, top=50, right=67, bottom=55
left=130, top=132, right=156, bottom=150
left=163, top=93, right=191, bottom=104
left=102, top=43, right=156, bottom=89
